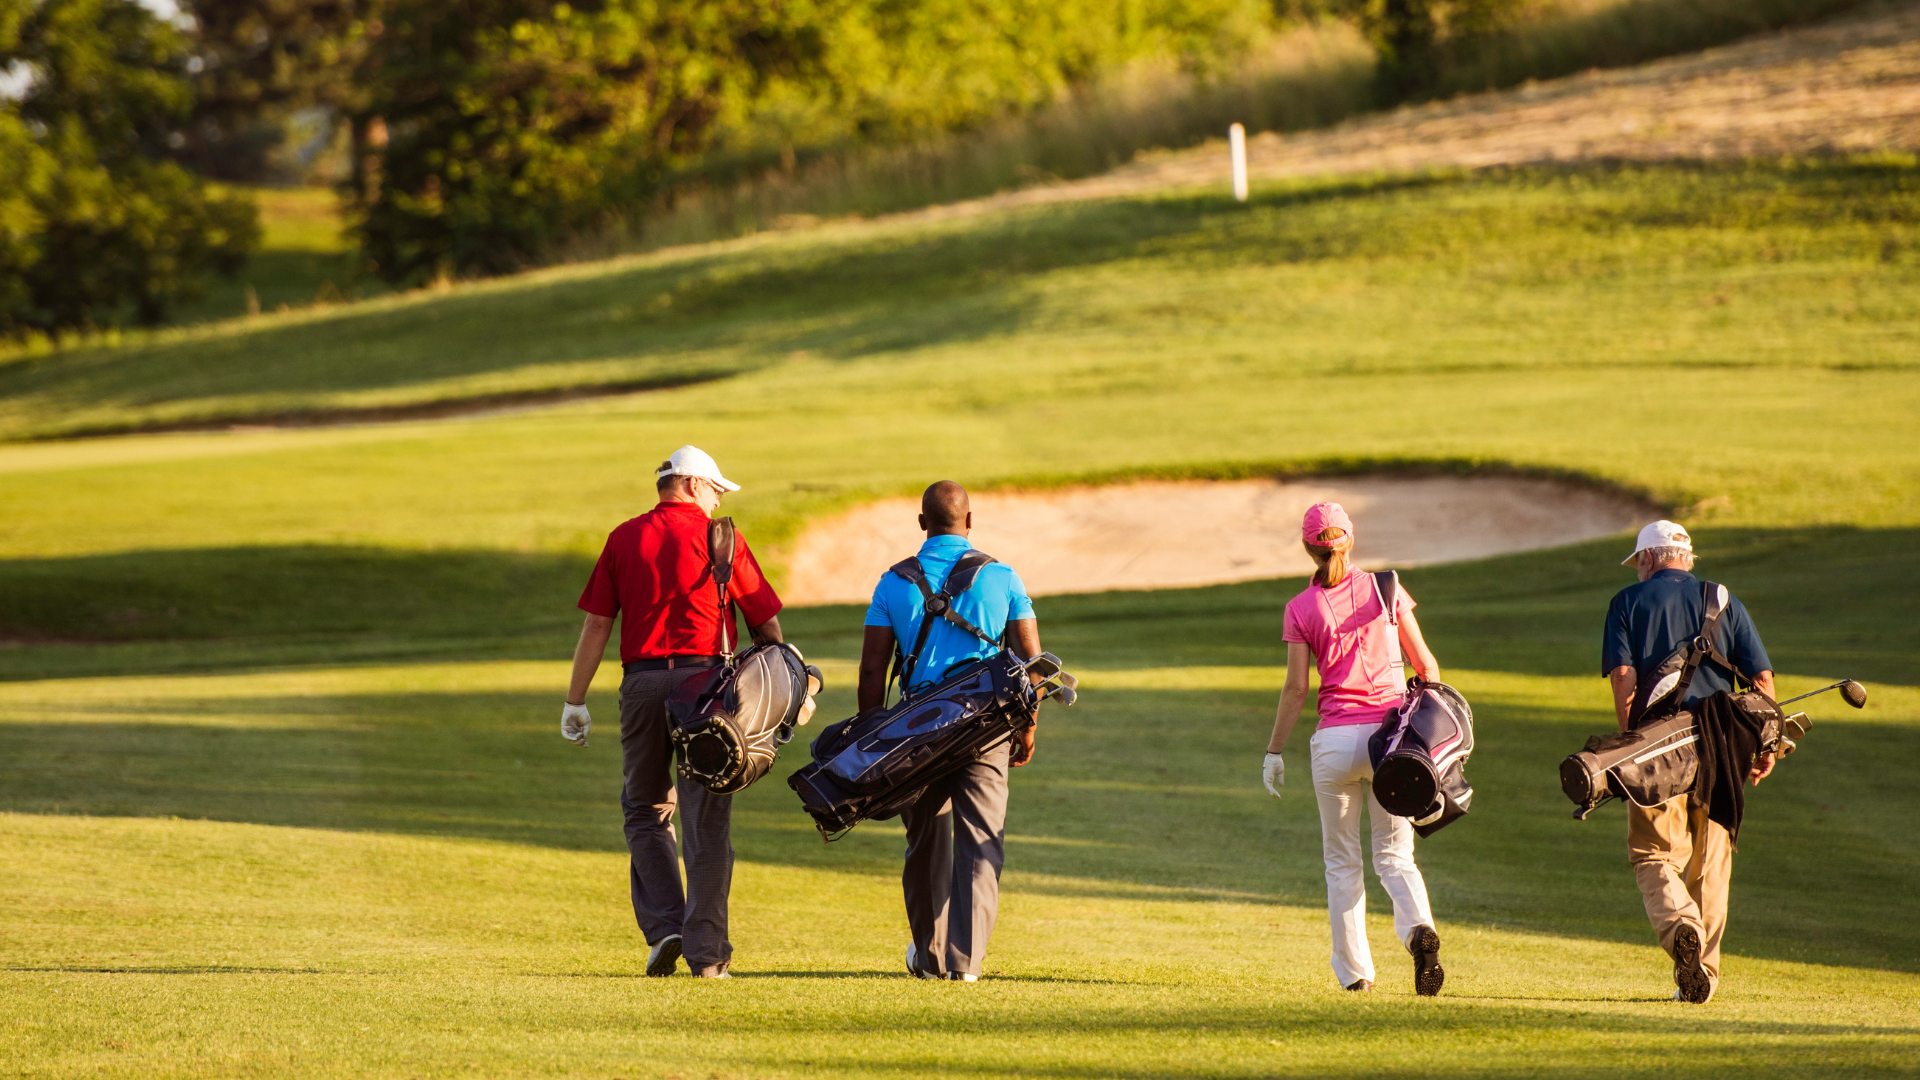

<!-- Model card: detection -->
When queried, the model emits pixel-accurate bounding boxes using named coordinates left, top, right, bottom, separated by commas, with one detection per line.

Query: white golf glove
left=561, top=702, right=591, bottom=747
left=1262, top=752, right=1285, bottom=798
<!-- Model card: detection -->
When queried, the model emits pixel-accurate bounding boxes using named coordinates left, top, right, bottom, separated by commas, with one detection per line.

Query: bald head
left=919, top=481, right=971, bottom=536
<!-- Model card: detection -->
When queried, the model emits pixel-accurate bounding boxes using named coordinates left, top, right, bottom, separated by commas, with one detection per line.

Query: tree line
left=2, top=0, right=1521, bottom=337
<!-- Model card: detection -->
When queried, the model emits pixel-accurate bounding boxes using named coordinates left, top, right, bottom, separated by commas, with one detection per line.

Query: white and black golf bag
left=670, top=642, right=823, bottom=794
left=665, top=516, right=823, bottom=795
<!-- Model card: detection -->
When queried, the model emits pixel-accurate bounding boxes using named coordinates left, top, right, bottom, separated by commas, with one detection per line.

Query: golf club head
left=1051, top=686, right=1078, bottom=707
left=1025, top=653, right=1062, bottom=680
left=1842, top=680, right=1867, bottom=708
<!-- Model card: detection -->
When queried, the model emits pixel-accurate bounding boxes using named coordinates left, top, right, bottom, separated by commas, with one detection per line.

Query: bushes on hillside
left=0, top=0, right=259, bottom=337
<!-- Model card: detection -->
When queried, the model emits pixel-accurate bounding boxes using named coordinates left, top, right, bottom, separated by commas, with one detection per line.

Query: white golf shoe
left=646, top=934, right=683, bottom=977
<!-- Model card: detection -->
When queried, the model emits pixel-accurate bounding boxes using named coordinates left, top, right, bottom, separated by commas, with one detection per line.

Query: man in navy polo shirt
left=1602, top=520, right=1776, bottom=1004
left=562, top=445, right=784, bottom=978
left=857, top=480, right=1042, bottom=982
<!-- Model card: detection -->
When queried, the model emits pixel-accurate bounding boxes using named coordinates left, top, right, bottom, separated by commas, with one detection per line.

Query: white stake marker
left=1229, top=123, right=1248, bottom=202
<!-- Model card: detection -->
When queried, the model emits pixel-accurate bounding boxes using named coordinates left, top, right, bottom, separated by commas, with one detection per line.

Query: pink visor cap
left=1302, top=501, right=1353, bottom=543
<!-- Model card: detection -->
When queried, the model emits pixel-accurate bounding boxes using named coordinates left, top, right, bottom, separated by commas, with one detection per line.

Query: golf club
left=1776, top=679, right=1868, bottom=709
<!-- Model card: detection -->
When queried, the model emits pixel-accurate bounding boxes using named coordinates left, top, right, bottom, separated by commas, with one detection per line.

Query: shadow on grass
left=2, top=527, right=1915, bottom=685
left=2, top=673, right=1915, bottom=974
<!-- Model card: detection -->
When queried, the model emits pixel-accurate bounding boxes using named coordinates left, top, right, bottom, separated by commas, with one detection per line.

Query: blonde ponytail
left=1305, top=526, right=1353, bottom=588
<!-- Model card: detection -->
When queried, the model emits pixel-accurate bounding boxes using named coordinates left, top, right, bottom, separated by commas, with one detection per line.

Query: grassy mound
left=0, top=160, right=1913, bottom=442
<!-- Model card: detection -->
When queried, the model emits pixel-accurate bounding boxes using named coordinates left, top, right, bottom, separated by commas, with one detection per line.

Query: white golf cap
left=1623, top=520, right=1692, bottom=565
left=656, top=445, right=740, bottom=492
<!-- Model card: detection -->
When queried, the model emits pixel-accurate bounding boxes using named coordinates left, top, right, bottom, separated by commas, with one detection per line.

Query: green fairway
left=1, top=160, right=1915, bottom=442
left=2, top=154, right=1918, bottom=1077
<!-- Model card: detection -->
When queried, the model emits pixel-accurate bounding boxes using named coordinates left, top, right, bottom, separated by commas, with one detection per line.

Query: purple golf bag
left=1368, top=678, right=1476, bottom=838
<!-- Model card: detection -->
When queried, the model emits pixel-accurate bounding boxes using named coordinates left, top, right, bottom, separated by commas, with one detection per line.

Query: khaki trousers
left=1627, top=795, right=1730, bottom=993
left=620, top=666, right=734, bottom=977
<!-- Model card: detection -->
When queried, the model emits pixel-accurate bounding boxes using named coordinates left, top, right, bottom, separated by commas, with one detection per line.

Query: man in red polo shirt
left=561, top=445, right=783, bottom=978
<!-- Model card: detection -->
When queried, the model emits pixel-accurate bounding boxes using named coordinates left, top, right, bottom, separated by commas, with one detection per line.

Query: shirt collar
left=1651, top=567, right=1695, bottom=583
left=918, top=534, right=972, bottom=556
left=653, top=500, right=708, bottom=518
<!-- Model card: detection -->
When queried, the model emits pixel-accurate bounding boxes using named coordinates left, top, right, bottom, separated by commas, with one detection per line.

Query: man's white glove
left=561, top=702, right=591, bottom=747
left=1262, top=752, right=1285, bottom=799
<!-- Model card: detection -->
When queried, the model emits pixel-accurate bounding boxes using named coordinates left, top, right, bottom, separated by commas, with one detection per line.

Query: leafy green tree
left=346, top=0, right=827, bottom=284
left=0, top=0, right=259, bottom=335
left=177, top=0, right=380, bottom=180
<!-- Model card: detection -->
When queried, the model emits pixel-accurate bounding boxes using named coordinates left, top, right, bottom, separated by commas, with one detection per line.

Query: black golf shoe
left=1408, top=924, right=1444, bottom=997
left=1344, top=979, right=1373, bottom=992
left=1672, top=924, right=1712, bottom=1003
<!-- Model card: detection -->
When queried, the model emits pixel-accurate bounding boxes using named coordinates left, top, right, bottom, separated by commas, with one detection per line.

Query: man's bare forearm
left=1609, top=665, right=1637, bottom=731
left=568, top=614, right=616, bottom=705
left=750, top=615, right=783, bottom=646
left=857, top=625, right=895, bottom=714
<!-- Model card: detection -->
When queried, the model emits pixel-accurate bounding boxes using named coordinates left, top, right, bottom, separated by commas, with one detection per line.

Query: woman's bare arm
left=1267, top=641, right=1313, bottom=754
left=1397, top=610, right=1440, bottom=682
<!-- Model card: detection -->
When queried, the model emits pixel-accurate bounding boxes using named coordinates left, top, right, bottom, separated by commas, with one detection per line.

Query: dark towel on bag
left=1689, top=691, right=1772, bottom=848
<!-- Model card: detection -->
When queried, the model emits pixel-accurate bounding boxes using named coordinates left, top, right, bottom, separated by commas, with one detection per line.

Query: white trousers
left=1310, top=722, right=1435, bottom=987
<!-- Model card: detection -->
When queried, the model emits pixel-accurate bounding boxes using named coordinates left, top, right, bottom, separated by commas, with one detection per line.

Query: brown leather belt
left=623, top=655, right=723, bottom=674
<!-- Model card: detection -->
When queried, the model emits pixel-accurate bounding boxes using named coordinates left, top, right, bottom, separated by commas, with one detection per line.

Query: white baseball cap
left=1622, top=520, right=1692, bottom=565
left=656, top=445, right=740, bottom=492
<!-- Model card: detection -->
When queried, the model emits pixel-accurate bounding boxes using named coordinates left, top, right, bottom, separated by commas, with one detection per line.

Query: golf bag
left=1559, top=709, right=1699, bottom=819
left=1369, top=678, right=1476, bottom=837
left=1560, top=693, right=1805, bottom=820
left=1559, top=580, right=1779, bottom=819
left=789, top=649, right=1068, bottom=838
left=669, top=642, right=823, bottom=794
left=665, top=516, right=824, bottom=795
left=787, top=548, right=1077, bottom=839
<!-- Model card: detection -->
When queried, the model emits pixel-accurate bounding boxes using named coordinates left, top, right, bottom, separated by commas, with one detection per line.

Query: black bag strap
left=1372, top=570, right=1400, bottom=627
left=708, top=516, right=737, bottom=659
left=1371, top=570, right=1407, bottom=690
left=888, top=550, right=999, bottom=698
left=1672, top=580, right=1733, bottom=701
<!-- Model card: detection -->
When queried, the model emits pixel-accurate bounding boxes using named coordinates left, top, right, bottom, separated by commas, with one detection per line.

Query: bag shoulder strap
left=887, top=550, right=1002, bottom=699
left=1371, top=570, right=1407, bottom=692
left=1671, top=581, right=1735, bottom=703
left=708, top=516, right=738, bottom=658
left=1372, top=570, right=1400, bottom=626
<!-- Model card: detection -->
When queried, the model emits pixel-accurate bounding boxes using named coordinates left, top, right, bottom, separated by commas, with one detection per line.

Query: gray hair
left=1642, top=546, right=1695, bottom=569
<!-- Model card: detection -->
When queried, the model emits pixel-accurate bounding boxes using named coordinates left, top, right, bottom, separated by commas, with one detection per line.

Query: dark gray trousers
left=620, top=666, right=733, bottom=976
left=900, top=742, right=1011, bottom=978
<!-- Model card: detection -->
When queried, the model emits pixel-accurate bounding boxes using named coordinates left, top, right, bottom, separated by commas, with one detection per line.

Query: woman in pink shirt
left=1263, top=502, right=1447, bottom=995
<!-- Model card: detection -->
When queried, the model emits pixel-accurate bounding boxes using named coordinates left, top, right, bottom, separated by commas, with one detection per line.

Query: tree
left=0, top=0, right=259, bottom=335
left=176, top=0, right=382, bottom=180
left=1355, top=0, right=1530, bottom=100
left=344, top=0, right=826, bottom=285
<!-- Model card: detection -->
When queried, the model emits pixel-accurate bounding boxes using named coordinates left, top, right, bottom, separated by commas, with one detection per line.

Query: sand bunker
left=782, top=476, right=1654, bottom=605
